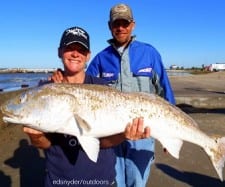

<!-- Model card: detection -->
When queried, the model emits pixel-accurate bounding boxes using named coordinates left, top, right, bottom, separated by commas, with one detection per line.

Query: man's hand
left=49, top=68, right=65, bottom=83
left=124, top=117, right=150, bottom=140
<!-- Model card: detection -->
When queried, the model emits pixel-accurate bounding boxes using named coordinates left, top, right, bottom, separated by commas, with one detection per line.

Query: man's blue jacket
left=86, top=40, right=175, bottom=104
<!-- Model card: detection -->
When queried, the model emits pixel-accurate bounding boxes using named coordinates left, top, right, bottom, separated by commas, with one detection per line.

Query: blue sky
left=0, top=0, right=224, bottom=69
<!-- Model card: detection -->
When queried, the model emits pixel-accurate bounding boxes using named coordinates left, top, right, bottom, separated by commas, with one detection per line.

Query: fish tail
left=207, top=137, right=225, bottom=181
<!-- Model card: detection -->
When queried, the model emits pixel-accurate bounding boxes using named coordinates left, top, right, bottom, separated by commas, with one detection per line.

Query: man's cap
left=59, top=26, right=90, bottom=51
left=110, top=3, right=133, bottom=23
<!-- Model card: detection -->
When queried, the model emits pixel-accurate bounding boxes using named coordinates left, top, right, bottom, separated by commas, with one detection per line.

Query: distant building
left=170, top=65, right=178, bottom=70
left=209, top=63, right=225, bottom=72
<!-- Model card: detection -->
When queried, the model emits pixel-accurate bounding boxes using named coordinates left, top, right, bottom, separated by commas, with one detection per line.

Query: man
left=23, top=26, right=150, bottom=187
left=86, top=3, right=175, bottom=187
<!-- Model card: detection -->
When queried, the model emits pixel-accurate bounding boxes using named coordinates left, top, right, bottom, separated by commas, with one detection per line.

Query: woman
left=23, top=26, right=150, bottom=187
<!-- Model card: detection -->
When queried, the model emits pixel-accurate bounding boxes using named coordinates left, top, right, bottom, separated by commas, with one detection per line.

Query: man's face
left=110, top=19, right=135, bottom=47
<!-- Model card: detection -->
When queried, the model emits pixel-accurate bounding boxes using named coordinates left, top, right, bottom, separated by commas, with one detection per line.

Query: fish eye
left=19, top=93, right=27, bottom=103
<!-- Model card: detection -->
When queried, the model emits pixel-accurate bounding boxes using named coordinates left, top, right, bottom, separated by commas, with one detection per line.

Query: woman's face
left=59, top=43, right=90, bottom=74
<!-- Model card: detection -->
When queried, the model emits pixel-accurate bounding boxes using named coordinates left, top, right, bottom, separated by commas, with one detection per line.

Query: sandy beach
left=0, top=71, right=225, bottom=187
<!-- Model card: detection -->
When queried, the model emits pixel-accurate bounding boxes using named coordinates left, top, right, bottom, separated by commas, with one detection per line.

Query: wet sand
left=0, top=71, right=225, bottom=187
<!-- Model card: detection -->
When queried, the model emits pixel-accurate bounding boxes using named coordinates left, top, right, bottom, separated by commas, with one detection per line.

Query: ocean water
left=0, top=73, right=51, bottom=92
left=0, top=71, right=190, bottom=92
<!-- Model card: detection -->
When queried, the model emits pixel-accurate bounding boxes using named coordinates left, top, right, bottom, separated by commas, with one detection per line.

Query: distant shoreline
left=0, top=68, right=216, bottom=75
left=0, top=68, right=56, bottom=73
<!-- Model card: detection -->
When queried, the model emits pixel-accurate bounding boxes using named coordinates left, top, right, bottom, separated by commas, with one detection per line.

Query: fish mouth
left=2, top=115, right=21, bottom=124
left=1, top=107, right=21, bottom=124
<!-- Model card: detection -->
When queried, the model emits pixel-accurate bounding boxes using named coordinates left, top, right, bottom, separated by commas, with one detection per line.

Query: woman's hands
left=23, top=127, right=51, bottom=149
left=100, top=117, right=150, bottom=148
left=124, top=117, right=150, bottom=140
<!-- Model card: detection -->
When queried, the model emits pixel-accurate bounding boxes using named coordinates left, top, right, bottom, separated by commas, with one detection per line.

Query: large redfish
left=1, top=83, right=225, bottom=180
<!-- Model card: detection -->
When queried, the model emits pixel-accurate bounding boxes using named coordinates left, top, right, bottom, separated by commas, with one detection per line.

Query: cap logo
left=114, top=5, right=129, bottom=13
left=66, top=28, right=87, bottom=40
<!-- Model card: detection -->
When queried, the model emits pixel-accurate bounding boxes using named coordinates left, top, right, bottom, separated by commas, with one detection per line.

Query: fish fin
left=160, top=138, right=183, bottom=159
left=74, top=114, right=91, bottom=132
left=56, top=116, right=82, bottom=136
left=206, top=137, right=225, bottom=181
left=77, top=136, right=100, bottom=163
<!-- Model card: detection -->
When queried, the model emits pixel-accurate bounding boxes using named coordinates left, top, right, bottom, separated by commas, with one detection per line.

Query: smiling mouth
left=69, top=58, right=80, bottom=63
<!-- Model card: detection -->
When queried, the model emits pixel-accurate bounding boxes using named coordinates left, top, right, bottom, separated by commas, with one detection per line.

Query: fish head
left=1, top=84, right=79, bottom=133
left=1, top=88, right=42, bottom=125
